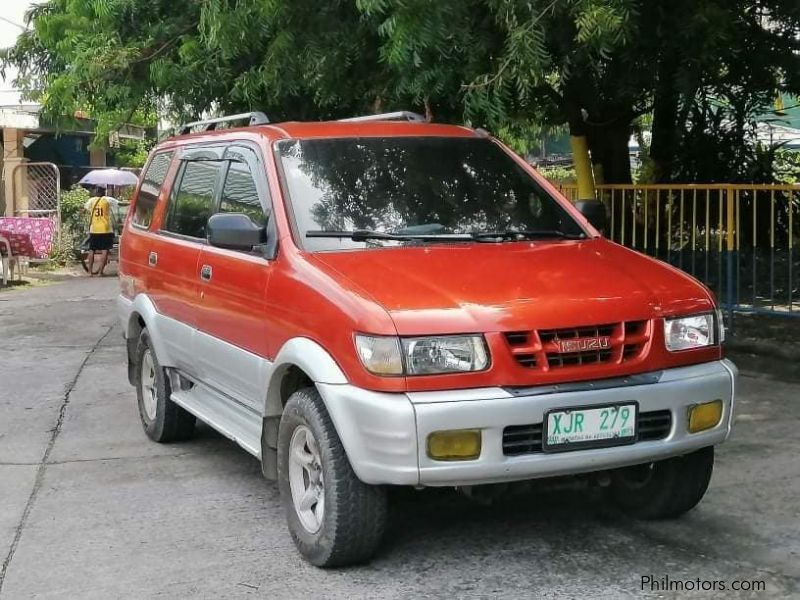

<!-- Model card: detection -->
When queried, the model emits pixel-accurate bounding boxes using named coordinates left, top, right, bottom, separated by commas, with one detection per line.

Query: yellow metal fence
left=557, top=183, right=800, bottom=315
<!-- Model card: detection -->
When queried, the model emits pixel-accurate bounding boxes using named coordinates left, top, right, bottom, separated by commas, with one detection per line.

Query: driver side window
left=219, top=148, right=268, bottom=226
left=163, top=149, right=225, bottom=239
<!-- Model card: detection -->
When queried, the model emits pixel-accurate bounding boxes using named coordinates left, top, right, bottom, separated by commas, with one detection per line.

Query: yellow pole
left=570, top=135, right=596, bottom=199
left=726, top=187, right=735, bottom=251
left=725, top=187, right=736, bottom=308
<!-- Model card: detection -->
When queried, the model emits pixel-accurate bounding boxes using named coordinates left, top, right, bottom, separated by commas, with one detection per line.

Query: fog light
left=688, top=400, right=723, bottom=433
left=427, top=430, right=481, bottom=461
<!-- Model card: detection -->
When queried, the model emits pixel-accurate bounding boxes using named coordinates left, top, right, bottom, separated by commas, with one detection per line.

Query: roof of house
left=0, top=103, right=146, bottom=140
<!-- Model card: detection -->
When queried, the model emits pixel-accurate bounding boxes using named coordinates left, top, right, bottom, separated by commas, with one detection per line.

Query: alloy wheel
left=288, top=425, right=325, bottom=533
left=140, top=349, right=157, bottom=421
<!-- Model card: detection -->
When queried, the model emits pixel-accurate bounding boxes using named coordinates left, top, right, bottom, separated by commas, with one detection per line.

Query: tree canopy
left=3, top=0, right=800, bottom=183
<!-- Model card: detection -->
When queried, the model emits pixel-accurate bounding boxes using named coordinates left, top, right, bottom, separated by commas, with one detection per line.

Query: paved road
left=0, top=278, right=798, bottom=599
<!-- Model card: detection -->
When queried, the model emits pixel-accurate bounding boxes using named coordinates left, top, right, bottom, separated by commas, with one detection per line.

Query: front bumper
left=318, top=359, right=737, bottom=487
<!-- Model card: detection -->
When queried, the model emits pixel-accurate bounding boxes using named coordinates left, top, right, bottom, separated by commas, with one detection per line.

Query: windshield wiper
left=471, top=229, right=586, bottom=241
left=306, top=228, right=586, bottom=244
left=306, top=229, right=474, bottom=242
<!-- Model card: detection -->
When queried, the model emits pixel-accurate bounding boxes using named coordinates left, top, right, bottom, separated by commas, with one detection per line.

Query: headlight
left=355, top=334, right=489, bottom=375
left=402, top=335, right=489, bottom=375
left=664, top=313, right=716, bottom=351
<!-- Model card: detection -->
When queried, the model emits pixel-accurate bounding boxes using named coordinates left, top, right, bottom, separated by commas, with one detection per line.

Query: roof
left=0, top=103, right=146, bottom=140
left=163, top=119, right=479, bottom=147
left=756, top=122, right=800, bottom=148
left=265, top=120, right=477, bottom=139
left=0, top=104, right=41, bottom=129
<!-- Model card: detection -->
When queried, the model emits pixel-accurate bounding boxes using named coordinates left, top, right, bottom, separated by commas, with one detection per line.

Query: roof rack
left=339, top=111, right=427, bottom=123
left=178, top=111, right=269, bottom=135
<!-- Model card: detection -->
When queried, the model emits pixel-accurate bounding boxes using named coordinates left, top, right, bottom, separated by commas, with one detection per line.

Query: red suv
left=118, top=111, right=737, bottom=567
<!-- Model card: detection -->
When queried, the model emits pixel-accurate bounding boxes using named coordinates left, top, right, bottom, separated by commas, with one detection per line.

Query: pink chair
left=0, top=217, right=56, bottom=260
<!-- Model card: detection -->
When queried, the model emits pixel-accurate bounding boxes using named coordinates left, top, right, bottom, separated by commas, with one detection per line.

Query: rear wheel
left=134, top=329, right=195, bottom=442
left=608, top=446, right=714, bottom=519
left=278, top=387, right=387, bottom=567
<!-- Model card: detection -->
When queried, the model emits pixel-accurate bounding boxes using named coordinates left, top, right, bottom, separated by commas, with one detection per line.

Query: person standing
left=84, top=186, right=118, bottom=276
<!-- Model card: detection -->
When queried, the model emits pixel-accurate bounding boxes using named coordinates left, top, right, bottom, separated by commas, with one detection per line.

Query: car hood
left=309, top=239, right=714, bottom=335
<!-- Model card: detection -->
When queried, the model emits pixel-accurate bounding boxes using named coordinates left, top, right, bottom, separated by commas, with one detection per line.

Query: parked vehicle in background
left=117, top=111, right=737, bottom=567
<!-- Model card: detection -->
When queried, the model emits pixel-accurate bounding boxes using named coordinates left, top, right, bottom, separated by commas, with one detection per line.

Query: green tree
left=109, top=139, right=154, bottom=168
left=359, top=0, right=800, bottom=183
left=3, top=0, right=799, bottom=184
left=2, top=0, right=393, bottom=139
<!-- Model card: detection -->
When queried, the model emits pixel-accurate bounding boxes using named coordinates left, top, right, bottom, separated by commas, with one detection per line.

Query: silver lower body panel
left=318, top=360, right=737, bottom=487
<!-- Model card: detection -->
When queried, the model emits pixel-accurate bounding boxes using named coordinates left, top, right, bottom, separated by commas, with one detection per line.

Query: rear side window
left=133, top=152, right=173, bottom=228
left=219, top=148, right=267, bottom=225
left=163, top=160, right=223, bottom=239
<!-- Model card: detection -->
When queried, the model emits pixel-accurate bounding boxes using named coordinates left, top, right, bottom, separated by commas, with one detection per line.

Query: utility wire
left=0, top=15, right=27, bottom=31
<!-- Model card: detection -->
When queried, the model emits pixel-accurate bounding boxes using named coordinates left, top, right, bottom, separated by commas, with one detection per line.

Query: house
left=0, top=103, right=146, bottom=216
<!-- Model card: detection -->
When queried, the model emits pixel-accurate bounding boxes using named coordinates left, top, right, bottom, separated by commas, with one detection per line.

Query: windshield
left=276, top=136, right=585, bottom=251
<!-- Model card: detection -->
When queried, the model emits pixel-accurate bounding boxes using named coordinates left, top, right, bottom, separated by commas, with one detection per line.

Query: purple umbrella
left=79, top=169, right=140, bottom=187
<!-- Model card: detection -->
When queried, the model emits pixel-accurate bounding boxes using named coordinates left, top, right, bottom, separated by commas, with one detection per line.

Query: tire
left=277, top=387, right=387, bottom=567
left=608, top=446, right=714, bottom=519
left=134, top=329, right=196, bottom=443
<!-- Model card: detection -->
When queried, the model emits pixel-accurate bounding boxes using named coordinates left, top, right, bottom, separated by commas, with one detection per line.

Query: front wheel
left=608, top=446, right=714, bottom=519
left=277, top=387, right=387, bottom=567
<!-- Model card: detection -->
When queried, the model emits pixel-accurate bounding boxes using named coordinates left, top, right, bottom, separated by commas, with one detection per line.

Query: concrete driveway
left=0, top=278, right=798, bottom=599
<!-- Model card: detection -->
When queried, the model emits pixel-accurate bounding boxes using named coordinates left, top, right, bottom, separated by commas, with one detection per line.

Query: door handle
left=148, top=251, right=158, bottom=266
left=200, top=264, right=212, bottom=281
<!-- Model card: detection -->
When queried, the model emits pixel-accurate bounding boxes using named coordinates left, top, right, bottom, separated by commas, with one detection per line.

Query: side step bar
left=169, top=379, right=262, bottom=459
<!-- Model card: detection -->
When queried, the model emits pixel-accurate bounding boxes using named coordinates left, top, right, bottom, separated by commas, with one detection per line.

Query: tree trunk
left=649, top=56, right=680, bottom=183
left=587, top=121, right=632, bottom=184
left=563, top=79, right=632, bottom=187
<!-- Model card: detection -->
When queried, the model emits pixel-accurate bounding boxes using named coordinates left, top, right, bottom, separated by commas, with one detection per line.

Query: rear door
left=120, top=149, right=175, bottom=300
left=194, top=144, right=273, bottom=411
left=152, top=146, right=226, bottom=374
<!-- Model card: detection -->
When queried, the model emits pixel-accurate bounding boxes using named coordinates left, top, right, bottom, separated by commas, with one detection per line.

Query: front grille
left=546, top=348, right=614, bottom=368
left=637, top=409, right=672, bottom=441
left=502, top=423, right=544, bottom=456
left=504, top=320, right=650, bottom=371
left=538, top=324, right=617, bottom=343
left=501, top=409, right=672, bottom=456
left=504, top=332, right=529, bottom=346
left=541, top=323, right=616, bottom=368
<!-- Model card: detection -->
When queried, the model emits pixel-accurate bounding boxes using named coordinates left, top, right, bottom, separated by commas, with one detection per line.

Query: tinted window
left=277, top=137, right=583, bottom=251
left=133, top=152, right=173, bottom=228
left=220, top=149, right=267, bottom=225
left=163, top=159, right=223, bottom=239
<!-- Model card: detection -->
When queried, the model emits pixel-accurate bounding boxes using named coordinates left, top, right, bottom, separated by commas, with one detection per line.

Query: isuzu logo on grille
left=556, top=336, right=611, bottom=353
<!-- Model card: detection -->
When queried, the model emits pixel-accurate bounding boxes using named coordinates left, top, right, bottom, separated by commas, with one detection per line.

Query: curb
left=726, top=338, right=800, bottom=362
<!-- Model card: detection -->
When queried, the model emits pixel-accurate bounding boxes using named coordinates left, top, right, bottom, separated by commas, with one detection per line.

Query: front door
left=194, top=145, right=273, bottom=411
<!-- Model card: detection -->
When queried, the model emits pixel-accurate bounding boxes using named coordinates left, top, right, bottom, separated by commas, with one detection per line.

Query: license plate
left=543, top=402, right=638, bottom=452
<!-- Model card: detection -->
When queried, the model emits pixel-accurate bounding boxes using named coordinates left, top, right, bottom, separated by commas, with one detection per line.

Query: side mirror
left=575, top=199, right=608, bottom=233
left=207, top=213, right=266, bottom=251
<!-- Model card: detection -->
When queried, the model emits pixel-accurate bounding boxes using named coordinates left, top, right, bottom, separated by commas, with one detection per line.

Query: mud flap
left=127, top=335, right=138, bottom=386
